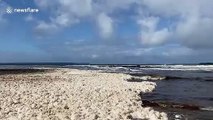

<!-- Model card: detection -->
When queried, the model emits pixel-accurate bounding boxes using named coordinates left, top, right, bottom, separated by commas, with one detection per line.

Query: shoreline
left=0, top=68, right=167, bottom=120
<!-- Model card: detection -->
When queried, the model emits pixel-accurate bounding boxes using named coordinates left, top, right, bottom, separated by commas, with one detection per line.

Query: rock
left=175, top=114, right=182, bottom=119
left=64, top=105, right=69, bottom=109
left=31, top=104, right=36, bottom=109
left=0, top=68, right=166, bottom=120
left=141, top=100, right=200, bottom=110
left=127, top=115, right=133, bottom=119
left=94, top=115, right=99, bottom=119
left=127, top=78, right=144, bottom=82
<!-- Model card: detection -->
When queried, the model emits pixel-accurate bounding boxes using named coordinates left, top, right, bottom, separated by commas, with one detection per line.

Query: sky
left=0, top=0, right=213, bottom=64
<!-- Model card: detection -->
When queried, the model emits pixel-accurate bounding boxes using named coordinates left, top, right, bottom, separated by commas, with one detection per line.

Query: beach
left=0, top=68, right=167, bottom=120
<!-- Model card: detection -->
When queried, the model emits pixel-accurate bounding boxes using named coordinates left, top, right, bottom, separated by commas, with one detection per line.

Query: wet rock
left=141, top=100, right=200, bottom=110
left=127, top=78, right=144, bottom=82
left=126, top=114, right=144, bottom=120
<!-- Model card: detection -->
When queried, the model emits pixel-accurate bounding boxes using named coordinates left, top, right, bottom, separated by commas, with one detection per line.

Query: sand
left=0, top=68, right=168, bottom=120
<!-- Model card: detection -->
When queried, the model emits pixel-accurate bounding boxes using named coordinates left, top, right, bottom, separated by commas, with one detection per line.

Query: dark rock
left=127, top=115, right=133, bottom=119
left=127, top=78, right=143, bottom=82
left=141, top=100, right=200, bottom=111
left=64, top=105, right=69, bottom=109
left=0, top=69, right=51, bottom=75
left=94, top=115, right=99, bottom=119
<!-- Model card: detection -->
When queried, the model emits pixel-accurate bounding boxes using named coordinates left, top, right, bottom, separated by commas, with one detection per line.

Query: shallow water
left=145, top=78, right=213, bottom=106
left=141, top=78, right=213, bottom=119
left=131, top=68, right=213, bottom=120
left=155, top=107, right=213, bottom=120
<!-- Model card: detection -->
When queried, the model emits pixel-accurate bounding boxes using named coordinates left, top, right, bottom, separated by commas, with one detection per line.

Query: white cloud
left=94, top=0, right=138, bottom=13
left=91, top=54, right=99, bottom=59
left=58, top=0, right=93, bottom=17
left=141, top=0, right=199, bottom=17
left=34, top=13, right=80, bottom=37
left=32, top=0, right=213, bottom=49
left=34, top=22, right=59, bottom=38
left=138, top=17, right=171, bottom=46
left=0, top=1, right=10, bottom=24
left=53, top=13, right=79, bottom=27
left=25, top=15, right=35, bottom=22
left=34, top=0, right=58, bottom=9
left=97, top=13, right=113, bottom=39
left=162, top=46, right=193, bottom=57
left=137, top=0, right=213, bottom=48
left=33, top=0, right=138, bottom=39
left=36, top=22, right=58, bottom=31
left=115, top=48, right=154, bottom=57
left=176, top=15, right=213, bottom=48
left=34, top=0, right=93, bottom=38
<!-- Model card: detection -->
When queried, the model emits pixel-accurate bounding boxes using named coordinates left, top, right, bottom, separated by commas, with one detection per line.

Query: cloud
left=34, top=0, right=58, bottom=9
left=33, top=0, right=213, bottom=49
left=33, top=0, right=137, bottom=39
left=91, top=54, right=99, bottom=59
left=96, top=13, right=113, bottom=39
left=161, top=45, right=193, bottom=57
left=58, top=0, right=93, bottom=17
left=176, top=15, right=213, bottom=49
left=94, top=0, right=138, bottom=13
left=54, top=14, right=80, bottom=27
left=32, top=0, right=213, bottom=51
left=38, top=39, right=213, bottom=64
left=0, top=1, right=10, bottom=24
left=34, top=21, right=59, bottom=38
left=25, top=15, right=35, bottom=22
left=31, top=0, right=213, bottom=64
left=137, top=17, right=171, bottom=46
left=33, top=0, right=92, bottom=38
left=141, top=0, right=198, bottom=17
left=138, top=0, right=213, bottom=48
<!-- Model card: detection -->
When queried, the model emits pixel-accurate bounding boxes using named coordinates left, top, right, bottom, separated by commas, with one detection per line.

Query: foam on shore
left=0, top=68, right=167, bottom=120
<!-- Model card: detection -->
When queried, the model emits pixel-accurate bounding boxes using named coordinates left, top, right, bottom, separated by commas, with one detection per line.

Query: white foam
left=201, top=107, right=213, bottom=111
left=130, top=76, right=166, bottom=81
left=140, top=65, right=213, bottom=71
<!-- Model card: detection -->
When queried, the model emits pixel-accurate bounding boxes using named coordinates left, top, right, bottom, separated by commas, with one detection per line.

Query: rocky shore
left=0, top=68, right=167, bottom=120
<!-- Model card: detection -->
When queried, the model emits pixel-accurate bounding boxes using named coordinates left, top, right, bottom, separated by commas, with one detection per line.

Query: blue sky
left=0, top=0, right=213, bottom=64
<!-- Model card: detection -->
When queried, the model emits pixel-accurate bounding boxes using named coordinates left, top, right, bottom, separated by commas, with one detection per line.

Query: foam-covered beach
left=0, top=68, right=167, bottom=120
